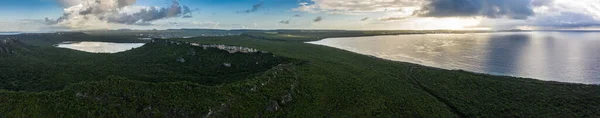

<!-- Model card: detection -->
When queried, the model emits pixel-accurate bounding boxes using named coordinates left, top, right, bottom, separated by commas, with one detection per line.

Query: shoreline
left=305, top=34, right=599, bottom=86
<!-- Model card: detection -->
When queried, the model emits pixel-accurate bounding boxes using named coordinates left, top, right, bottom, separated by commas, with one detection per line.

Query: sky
left=0, top=0, right=599, bottom=32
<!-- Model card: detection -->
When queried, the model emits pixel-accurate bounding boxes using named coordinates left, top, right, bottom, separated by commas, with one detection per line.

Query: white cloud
left=0, top=20, right=67, bottom=32
left=527, top=0, right=600, bottom=29
left=49, top=0, right=188, bottom=29
left=293, top=0, right=424, bottom=15
left=294, top=0, right=600, bottom=29
left=191, top=21, right=221, bottom=28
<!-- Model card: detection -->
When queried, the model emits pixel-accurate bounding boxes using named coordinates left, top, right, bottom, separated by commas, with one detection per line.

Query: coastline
left=2, top=32, right=600, bottom=117
left=304, top=34, right=599, bottom=86
left=175, top=34, right=600, bottom=117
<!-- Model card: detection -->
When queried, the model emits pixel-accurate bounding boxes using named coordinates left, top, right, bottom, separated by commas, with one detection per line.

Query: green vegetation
left=0, top=31, right=599, bottom=117
left=0, top=35, right=289, bottom=91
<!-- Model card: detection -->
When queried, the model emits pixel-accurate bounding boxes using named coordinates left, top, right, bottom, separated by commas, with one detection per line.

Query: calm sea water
left=0, top=33, right=21, bottom=35
left=308, top=32, right=600, bottom=84
left=56, top=42, right=145, bottom=53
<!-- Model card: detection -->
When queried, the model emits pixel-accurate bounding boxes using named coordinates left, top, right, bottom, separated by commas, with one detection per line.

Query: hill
left=0, top=32, right=599, bottom=117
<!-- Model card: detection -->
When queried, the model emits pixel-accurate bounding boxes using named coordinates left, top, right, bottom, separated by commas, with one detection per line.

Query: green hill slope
left=173, top=35, right=600, bottom=117
left=0, top=33, right=599, bottom=117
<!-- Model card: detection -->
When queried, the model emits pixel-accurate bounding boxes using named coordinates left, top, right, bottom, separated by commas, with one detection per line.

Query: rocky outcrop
left=223, top=63, right=232, bottom=67
left=0, top=38, right=23, bottom=55
left=280, top=91, right=293, bottom=105
left=265, top=100, right=280, bottom=112
left=176, top=57, right=186, bottom=63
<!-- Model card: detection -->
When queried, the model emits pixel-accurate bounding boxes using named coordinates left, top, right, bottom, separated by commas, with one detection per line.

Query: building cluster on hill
left=153, top=39, right=262, bottom=54
left=136, top=32, right=241, bottom=39
left=192, top=43, right=259, bottom=54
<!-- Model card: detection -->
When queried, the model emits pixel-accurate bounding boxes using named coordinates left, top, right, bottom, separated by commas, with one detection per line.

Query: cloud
left=417, top=0, right=536, bottom=19
left=522, top=0, right=600, bottom=29
left=378, top=17, right=408, bottom=21
left=361, top=17, right=369, bottom=21
left=182, top=6, right=196, bottom=18
left=239, top=2, right=264, bottom=13
left=532, top=0, right=554, bottom=6
left=293, top=0, right=423, bottom=14
left=279, top=20, right=291, bottom=24
left=294, top=0, right=539, bottom=19
left=191, top=21, right=220, bottom=28
left=44, top=18, right=59, bottom=25
left=313, top=16, right=323, bottom=22
left=57, top=0, right=134, bottom=8
left=48, top=0, right=190, bottom=29
left=105, top=1, right=184, bottom=25
left=57, top=0, right=82, bottom=7
left=0, top=20, right=69, bottom=32
left=293, top=0, right=600, bottom=29
left=533, top=11, right=600, bottom=29
left=293, top=14, right=302, bottom=17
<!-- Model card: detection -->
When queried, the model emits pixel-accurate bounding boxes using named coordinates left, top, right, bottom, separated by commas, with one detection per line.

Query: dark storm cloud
left=418, top=0, right=536, bottom=19
left=313, top=16, right=323, bottom=22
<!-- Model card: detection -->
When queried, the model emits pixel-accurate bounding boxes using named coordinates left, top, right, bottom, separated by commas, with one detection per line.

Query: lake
left=308, top=32, right=600, bottom=84
left=56, top=41, right=145, bottom=53
left=0, top=33, right=21, bottom=35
